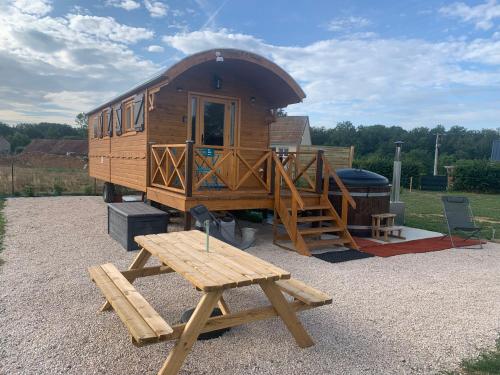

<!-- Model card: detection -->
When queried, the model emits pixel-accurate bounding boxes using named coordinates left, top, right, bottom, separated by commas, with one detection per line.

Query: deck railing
left=275, top=148, right=356, bottom=226
left=150, top=141, right=273, bottom=196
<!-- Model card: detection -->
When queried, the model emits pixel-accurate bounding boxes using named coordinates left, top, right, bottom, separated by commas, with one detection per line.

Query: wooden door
left=188, top=93, right=239, bottom=189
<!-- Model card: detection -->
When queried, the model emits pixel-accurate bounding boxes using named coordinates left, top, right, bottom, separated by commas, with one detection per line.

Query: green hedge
left=453, top=160, right=500, bottom=193
left=352, top=158, right=424, bottom=188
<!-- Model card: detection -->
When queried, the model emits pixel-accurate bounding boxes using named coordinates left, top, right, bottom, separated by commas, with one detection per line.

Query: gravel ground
left=1, top=196, right=499, bottom=375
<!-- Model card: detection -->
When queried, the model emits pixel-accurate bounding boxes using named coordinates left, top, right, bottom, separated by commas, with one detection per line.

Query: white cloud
left=144, top=0, right=168, bottom=18
left=67, top=14, right=154, bottom=44
left=106, top=0, right=141, bottom=11
left=0, top=2, right=159, bottom=123
left=162, top=29, right=500, bottom=128
left=440, top=0, right=500, bottom=30
left=12, top=0, right=52, bottom=16
left=147, top=45, right=164, bottom=52
left=326, top=16, right=371, bottom=32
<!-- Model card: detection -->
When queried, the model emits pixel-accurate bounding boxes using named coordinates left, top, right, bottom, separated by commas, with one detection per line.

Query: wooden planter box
left=108, top=203, right=168, bottom=251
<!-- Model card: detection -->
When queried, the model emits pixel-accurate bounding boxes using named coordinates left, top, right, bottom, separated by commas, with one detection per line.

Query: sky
left=0, top=0, right=499, bottom=130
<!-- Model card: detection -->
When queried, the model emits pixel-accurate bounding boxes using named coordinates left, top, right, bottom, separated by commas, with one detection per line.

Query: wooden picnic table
left=89, top=230, right=332, bottom=375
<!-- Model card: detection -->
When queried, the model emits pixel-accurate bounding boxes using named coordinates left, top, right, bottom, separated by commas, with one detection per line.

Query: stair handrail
left=323, top=155, right=356, bottom=209
left=273, top=153, right=306, bottom=210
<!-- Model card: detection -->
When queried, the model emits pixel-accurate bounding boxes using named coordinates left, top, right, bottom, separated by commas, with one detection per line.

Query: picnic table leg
left=158, top=290, right=222, bottom=375
left=217, top=295, right=231, bottom=315
left=259, top=280, right=314, bottom=348
left=100, top=248, right=151, bottom=312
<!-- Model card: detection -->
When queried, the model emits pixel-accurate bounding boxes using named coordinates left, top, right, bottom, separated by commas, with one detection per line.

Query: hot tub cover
left=333, top=168, right=389, bottom=187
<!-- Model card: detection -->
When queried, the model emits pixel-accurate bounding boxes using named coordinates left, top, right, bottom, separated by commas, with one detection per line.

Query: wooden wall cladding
left=88, top=109, right=148, bottom=192
left=148, top=62, right=272, bottom=149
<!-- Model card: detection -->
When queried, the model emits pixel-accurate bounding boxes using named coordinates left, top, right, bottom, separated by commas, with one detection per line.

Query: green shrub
left=23, top=184, right=34, bottom=197
left=353, top=157, right=424, bottom=188
left=453, top=160, right=500, bottom=193
left=53, top=183, right=64, bottom=196
left=83, top=185, right=94, bottom=195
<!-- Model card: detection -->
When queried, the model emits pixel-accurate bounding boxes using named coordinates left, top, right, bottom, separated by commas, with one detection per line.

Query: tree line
left=311, top=122, right=498, bottom=174
left=0, top=118, right=498, bottom=176
left=0, top=121, right=87, bottom=153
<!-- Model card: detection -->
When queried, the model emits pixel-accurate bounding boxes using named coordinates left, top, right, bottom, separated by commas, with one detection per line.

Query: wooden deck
left=148, top=144, right=358, bottom=256
left=146, top=187, right=322, bottom=211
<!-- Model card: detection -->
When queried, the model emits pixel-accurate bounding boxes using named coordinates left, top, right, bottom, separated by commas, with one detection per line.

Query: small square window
left=123, top=101, right=134, bottom=131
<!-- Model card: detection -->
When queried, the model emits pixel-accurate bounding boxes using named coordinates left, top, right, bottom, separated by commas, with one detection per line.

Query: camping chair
left=441, top=196, right=483, bottom=249
left=189, top=204, right=257, bottom=250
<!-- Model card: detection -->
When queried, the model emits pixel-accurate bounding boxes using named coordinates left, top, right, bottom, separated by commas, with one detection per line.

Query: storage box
left=108, top=202, right=168, bottom=251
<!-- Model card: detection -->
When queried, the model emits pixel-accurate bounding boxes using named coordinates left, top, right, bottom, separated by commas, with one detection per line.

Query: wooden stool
left=371, top=213, right=405, bottom=241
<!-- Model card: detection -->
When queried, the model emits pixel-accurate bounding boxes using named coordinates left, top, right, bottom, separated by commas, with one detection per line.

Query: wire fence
left=0, top=154, right=103, bottom=197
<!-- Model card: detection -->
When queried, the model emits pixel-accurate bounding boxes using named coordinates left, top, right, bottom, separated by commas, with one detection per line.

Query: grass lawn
left=443, top=337, right=500, bottom=375
left=402, top=189, right=500, bottom=240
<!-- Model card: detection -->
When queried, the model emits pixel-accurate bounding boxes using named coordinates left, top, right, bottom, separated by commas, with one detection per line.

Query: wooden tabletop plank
left=135, top=236, right=222, bottom=291
left=147, top=235, right=240, bottom=289
left=165, top=231, right=288, bottom=281
left=185, top=231, right=291, bottom=279
left=135, top=231, right=291, bottom=291
left=164, top=232, right=278, bottom=281
left=154, top=234, right=254, bottom=287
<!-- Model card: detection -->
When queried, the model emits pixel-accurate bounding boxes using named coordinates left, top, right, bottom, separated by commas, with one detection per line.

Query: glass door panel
left=202, top=101, right=225, bottom=146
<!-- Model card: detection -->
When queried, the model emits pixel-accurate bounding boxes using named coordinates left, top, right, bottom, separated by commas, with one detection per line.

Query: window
left=123, top=100, right=134, bottom=131
left=229, top=101, right=236, bottom=146
left=93, top=117, right=98, bottom=138
left=103, top=111, right=108, bottom=136
left=278, top=147, right=289, bottom=161
left=190, top=96, right=197, bottom=141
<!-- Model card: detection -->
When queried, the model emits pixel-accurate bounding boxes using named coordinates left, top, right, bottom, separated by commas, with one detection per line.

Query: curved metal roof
left=87, top=48, right=305, bottom=115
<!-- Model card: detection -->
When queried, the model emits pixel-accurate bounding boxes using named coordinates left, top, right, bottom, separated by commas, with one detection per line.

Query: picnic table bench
left=89, top=230, right=332, bottom=375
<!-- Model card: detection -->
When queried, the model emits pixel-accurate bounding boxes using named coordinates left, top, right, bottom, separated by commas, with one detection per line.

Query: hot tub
left=328, top=168, right=390, bottom=237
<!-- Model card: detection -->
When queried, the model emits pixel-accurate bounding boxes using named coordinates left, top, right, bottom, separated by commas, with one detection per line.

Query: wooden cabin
left=87, top=48, right=357, bottom=256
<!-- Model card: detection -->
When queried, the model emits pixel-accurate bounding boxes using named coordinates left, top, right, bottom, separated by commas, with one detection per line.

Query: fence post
left=270, top=147, right=276, bottom=195
left=11, top=160, right=14, bottom=196
left=185, top=140, right=194, bottom=198
left=315, top=149, right=324, bottom=194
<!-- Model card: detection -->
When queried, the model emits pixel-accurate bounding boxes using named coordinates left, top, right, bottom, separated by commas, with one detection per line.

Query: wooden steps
left=297, top=215, right=335, bottom=222
left=272, top=152, right=358, bottom=256
left=304, top=238, right=350, bottom=249
left=274, top=195, right=358, bottom=256
left=299, top=226, right=342, bottom=235
left=288, top=204, right=329, bottom=211
left=89, top=263, right=173, bottom=346
left=276, top=278, right=332, bottom=307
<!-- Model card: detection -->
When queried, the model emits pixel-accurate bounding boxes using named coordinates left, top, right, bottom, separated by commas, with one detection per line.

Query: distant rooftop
left=270, top=116, right=309, bottom=146
left=23, top=139, right=87, bottom=156
left=0, top=136, right=10, bottom=150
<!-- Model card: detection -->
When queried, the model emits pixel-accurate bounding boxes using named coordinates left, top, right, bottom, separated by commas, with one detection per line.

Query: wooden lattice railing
left=278, top=151, right=320, bottom=193
left=150, top=142, right=273, bottom=196
left=275, top=149, right=356, bottom=227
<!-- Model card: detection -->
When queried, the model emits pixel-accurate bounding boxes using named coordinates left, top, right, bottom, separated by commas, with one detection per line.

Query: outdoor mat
left=358, top=236, right=483, bottom=257
left=313, top=249, right=374, bottom=263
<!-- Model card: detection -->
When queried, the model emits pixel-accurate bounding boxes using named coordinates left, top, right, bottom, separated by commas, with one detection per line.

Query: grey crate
left=107, top=202, right=168, bottom=251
